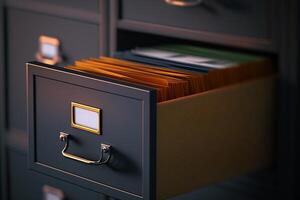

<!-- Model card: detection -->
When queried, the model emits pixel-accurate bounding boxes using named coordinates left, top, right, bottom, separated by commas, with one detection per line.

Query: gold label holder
left=71, top=102, right=101, bottom=135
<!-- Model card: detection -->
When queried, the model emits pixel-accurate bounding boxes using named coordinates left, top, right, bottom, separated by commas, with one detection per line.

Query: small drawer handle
left=164, top=0, right=203, bottom=7
left=59, top=132, right=111, bottom=165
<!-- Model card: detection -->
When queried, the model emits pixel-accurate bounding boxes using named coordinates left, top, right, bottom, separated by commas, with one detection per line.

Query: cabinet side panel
left=156, top=76, right=276, bottom=200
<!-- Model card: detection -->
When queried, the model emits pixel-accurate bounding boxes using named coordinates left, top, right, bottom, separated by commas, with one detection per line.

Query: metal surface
left=59, top=132, right=111, bottom=165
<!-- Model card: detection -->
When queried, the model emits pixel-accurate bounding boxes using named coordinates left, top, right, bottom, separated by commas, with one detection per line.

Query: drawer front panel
left=120, top=0, right=276, bottom=49
left=35, top=76, right=143, bottom=195
left=28, top=63, right=155, bottom=199
left=7, top=9, right=98, bottom=134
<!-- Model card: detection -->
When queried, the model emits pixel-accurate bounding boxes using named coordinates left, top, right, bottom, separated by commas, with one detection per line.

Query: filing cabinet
left=0, top=0, right=299, bottom=200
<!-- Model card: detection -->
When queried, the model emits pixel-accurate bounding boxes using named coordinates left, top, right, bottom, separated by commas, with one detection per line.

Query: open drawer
left=27, top=61, right=276, bottom=200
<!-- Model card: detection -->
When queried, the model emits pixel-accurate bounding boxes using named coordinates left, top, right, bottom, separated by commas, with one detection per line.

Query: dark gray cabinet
left=6, top=8, right=99, bottom=134
left=116, top=0, right=278, bottom=51
left=0, top=0, right=299, bottom=200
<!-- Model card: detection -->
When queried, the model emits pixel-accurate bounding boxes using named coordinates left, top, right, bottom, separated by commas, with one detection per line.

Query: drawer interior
left=116, top=29, right=276, bottom=56
left=156, top=76, right=275, bottom=199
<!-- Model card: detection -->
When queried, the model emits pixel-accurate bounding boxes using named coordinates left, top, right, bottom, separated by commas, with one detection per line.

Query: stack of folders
left=66, top=45, right=275, bottom=102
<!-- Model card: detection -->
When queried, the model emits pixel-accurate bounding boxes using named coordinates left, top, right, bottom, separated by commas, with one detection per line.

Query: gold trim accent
left=71, top=102, right=101, bottom=135
left=59, top=132, right=111, bottom=164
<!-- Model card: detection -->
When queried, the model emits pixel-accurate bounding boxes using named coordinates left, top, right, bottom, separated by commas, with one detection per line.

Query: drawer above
left=32, top=0, right=99, bottom=13
left=116, top=0, right=277, bottom=51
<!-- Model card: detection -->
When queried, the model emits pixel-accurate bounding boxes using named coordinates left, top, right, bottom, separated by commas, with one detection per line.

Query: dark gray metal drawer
left=7, top=8, right=99, bottom=136
left=117, top=0, right=277, bottom=51
left=27, top=62, right=275, bottom=200
left=27, top=62, right=154, bottom=200
left=7, top=150, right=110, bottom=200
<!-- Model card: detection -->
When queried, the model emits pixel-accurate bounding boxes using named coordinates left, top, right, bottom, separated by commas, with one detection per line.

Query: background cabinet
left=6, top=8, right=99, bottom=135
left=1, top=0, right=299, bottom=200
left=117, top=0, right=278, bottom=51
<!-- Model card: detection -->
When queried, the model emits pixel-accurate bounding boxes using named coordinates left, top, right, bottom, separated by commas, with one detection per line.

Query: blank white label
left=74, top=107, right=99, bottom=130
left=41, top=43, right=58, bottom=58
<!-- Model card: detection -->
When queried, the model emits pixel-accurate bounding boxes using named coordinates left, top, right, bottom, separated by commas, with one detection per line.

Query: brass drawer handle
left=165, top=0, right=203, bottom=7
left=59, top=132, right=111, bottom=165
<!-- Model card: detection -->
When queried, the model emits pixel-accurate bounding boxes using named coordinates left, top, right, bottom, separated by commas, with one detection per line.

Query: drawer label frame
left=71, top=102, right=101, bottom=135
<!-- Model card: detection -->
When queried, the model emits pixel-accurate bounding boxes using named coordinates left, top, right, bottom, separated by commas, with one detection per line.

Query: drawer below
left=7, top=150, right=108, bottom=200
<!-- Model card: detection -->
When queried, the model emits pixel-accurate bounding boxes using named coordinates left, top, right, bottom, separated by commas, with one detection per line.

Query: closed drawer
left=27, top=62, right=275, bottom=200
left=117, top=0, right=277, bottom=51
left=7, top=8, right=99, bottom=134
left=7, top=150, right=110, bottom=200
